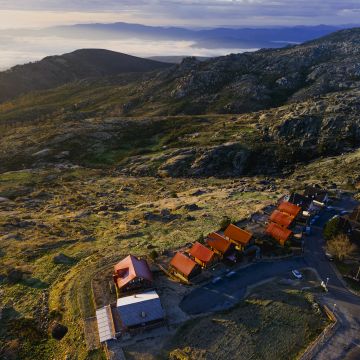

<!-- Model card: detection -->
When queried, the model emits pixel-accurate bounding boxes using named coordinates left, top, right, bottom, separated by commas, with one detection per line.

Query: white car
left=292, top=270, right=303, bottom=279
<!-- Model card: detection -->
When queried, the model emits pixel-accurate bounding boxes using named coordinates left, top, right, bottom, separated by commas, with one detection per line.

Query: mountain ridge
left=0, top=49, right=171, bottom=103
left=0, top=27, right=360, bottom=177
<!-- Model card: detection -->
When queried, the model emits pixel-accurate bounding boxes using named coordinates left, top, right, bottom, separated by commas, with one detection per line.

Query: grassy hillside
left=0, top=49, right=171, bottom=103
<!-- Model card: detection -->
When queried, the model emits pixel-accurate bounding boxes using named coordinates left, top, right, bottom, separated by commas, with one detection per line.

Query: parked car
left=211, top=276, right=222, bottom=284
left=292, top=270, right=303, bottom=279
left=325, top=252, right=334, bottom=261
left=226, top=271, right=236, bottom=278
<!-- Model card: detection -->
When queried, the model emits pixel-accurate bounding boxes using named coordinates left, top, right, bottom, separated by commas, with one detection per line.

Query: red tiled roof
left=278, top=201, right=301, bottom=217
left=266, top=223, right=292, bottom=245
left=188, top=242, right=215, bottom=264
left=269, top=210, right=294, bottom=228
left=114, top=255, right=153, bottom=289
left=206, top=233, right=232, bottom=254
left=224, top=224, right=252, bottom=246
left=170, top=252, right=197, bottom=277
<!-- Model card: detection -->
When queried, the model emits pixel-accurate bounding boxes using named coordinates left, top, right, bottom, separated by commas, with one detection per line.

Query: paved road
left=180, top=193, right=360, bottom=359
left=304, top=195, right=360, bottom=360
left=180, top=257, right=306, bottom=314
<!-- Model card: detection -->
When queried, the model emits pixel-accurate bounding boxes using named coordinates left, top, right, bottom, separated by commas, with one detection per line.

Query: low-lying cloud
left=0, top=32, right=256, bottom=70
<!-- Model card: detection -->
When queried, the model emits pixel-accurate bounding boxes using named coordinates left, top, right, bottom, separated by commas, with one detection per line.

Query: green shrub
left=149, top=250, right=159, bottom=261
left=323, top=217, right=342, bottom=241
left=219, top=216, right=232, bottom=231
left=197, top=234, right=205, bottom=244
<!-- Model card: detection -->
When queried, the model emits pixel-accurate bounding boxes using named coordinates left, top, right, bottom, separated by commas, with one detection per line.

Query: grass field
left=163, top=281, right=328, bottom=360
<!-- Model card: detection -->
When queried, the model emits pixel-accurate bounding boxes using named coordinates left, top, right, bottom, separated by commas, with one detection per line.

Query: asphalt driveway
left=180, top=257, right=306, bottom=314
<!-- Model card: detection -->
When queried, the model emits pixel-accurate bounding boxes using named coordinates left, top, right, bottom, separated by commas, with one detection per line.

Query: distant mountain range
left=45, top=23, right=355, bottom=49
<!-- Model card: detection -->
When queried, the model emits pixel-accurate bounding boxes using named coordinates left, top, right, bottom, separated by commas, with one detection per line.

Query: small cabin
left=206, top=232, right=233, bottom=257
left=113, top=255, right=153, bottom=294
left=278, top=201, right=301, bottom=218
left=304, top=186, right=329, bottom=205
left=187, top=242, right=217, bottom=268
left=266, top=222, right=293, bottom=246
left=169, top=252, right=201, bottom=282
left=224, top=224, right=253, bottom=251
left=288, top=193, right=312, bottom=211
left=269, top=210, right=294, bottom=228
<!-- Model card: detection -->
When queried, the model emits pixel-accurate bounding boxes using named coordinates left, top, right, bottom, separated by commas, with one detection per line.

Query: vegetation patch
left=164, top=285, right=328, bottom=360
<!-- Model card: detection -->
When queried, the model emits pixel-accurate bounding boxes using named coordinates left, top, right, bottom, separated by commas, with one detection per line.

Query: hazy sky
left=0, top=0, right=360, bottom=29
left=0, top=1, right=359, bottom=69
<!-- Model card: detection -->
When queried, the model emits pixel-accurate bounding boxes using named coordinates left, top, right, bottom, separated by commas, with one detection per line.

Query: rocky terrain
left=1, top=89, right=359, bottom=177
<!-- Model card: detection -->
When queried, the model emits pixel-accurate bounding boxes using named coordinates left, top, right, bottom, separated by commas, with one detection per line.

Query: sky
left=0, top=0, right=360, bottom=29
left=0, top=0, right=359, bottom=69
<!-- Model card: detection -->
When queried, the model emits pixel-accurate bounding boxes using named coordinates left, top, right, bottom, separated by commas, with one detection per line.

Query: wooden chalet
left=206, top=232, right=233, bottom=257
left=266, top=222, right=292, bottom=246
left=224, top=224, right=253, bottom=251
left=187, top=242, right=217, bottom=268
left=270, top=210, right=294, bottom=228
left=278, top=201, right=301, bottom=218
left=288, top=193, right=312, bottom=211
left=113, top=255, right=153, bottom=293
left=304, top=186, right=329, bottom=205
left=169, top=252, right=200, bottom=282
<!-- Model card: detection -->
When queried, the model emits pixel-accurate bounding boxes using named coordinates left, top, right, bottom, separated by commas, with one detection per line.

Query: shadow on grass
left=22, top=277, right=49, bottom=289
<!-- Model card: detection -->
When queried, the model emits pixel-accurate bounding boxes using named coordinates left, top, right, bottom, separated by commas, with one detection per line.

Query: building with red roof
left=206, top=232, right=233, bottom=257
left=169, top=252, right=201, bottom=282
left=269, top=210, right=294, bottom=228
left=113, top=255, right=153, bottom=293
left=224, top=224, right=253, bottom=250
left=187, top=242, right=217, bottom=268
left=266, top=223, right=292, bottom=246
left=278, top=201, right=301, bottom=218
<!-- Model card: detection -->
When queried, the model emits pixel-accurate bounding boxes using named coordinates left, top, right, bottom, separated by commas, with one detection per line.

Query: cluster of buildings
left=265, top=186, right=330, bottom=245
left=168, top=223, right=253, bottom=282
left=96, top=255, right=165, bottom=344
left=94, top=185, right=332, bottom=345
left=265, top=201, right=302, bottom=246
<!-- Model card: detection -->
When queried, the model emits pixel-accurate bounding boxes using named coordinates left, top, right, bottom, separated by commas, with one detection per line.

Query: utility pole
left=326, top=277, right=330, bottom=287
left=332, top=303, right=337, bottom=313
